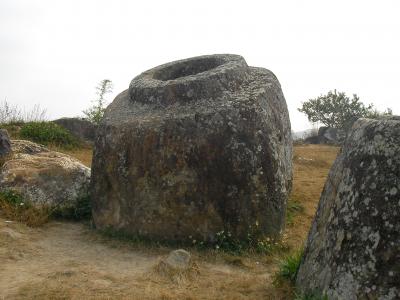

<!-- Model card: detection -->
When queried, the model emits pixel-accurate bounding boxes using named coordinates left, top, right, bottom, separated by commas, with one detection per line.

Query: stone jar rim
left=128, top=54, right=249, bottom=105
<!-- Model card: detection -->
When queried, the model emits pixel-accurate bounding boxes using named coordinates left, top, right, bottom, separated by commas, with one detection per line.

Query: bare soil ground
left=0, top=144, right=339, bottom=299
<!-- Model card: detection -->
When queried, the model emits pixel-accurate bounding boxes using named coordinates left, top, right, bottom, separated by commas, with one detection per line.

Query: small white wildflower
left=20, top=202, right=24, bottom=206
left=215, top=245, right=220, bottom=249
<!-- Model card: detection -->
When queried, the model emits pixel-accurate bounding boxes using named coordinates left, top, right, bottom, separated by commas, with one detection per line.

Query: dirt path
left=0, top=221, right=157, bottom=298
left=0, top=219, right=283, bottom=299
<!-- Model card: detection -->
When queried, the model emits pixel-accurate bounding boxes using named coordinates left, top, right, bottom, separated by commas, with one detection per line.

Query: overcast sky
left=1, top=0, right=399, bottom=131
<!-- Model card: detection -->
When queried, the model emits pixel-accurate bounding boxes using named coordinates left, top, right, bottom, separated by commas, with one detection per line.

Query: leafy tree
left=298, top=90, right=391, bottom=131
left=83, top=79, right=113, bottom=125
left=365, top=107, right=393, bottom=119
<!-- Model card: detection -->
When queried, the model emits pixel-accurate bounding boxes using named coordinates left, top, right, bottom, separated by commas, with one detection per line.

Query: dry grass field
left=49, top=145, right=93, bottom=167
left=286, top=145, right=340, bottom=249
left=0, top=144, right=339, bottom=299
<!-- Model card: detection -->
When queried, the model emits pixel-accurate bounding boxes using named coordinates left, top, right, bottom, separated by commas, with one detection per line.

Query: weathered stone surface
left=318, top=126, right=338, bottom=143
left=0, top=140, right=90, bottom=209
left=0, top=129, right=11, bottom=157
left=10, top=140, right=48, bottom=155
left=53, top=117, right=97, bottom=143
left=164, top=249, right=192, bottom=270
left=91, top=54, right=292, bottom=242
left=153, top=249, right=196, bottom=280
left=296, top=117, right=400, bottom=300
left=304, top=126, right=344, bottom=145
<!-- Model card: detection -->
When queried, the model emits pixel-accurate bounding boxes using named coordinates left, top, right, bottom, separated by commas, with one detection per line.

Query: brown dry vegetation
left=49, top=145, right=93, bottom=167
left=0, top=144, right=339, bottom=299
left=0, top=200, right=51, bottom=227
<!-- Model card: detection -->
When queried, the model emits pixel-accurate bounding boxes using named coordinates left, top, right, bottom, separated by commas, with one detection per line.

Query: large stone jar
left=297, top=117, right=400, bottom=300
left=91, top=54, right=292, bottom=242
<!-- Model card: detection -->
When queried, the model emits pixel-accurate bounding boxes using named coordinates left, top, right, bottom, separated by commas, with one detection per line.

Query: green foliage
left=0, top=189, right=25, bottom=206
left=298, top=90, right=392, bottom=131
left=19, top=121, right=79, bottom=148
left=275, top=249, right=303, bottom=284
left=211, top=225, right=286, bottom=254
left=287, top=200, right=305, bottom=225
left=365, top=107, right=393, bottom=119
left=83, top=79, right=113, bottom=125
left=100, top=224, right=287, bottom=255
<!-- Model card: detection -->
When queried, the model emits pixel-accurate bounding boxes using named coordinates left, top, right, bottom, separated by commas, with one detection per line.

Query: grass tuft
left=211, top=228, right=288, bottom=255
left=99, top=226, right=289, bottom=256
left=0, top=190, right=51, bottom=227
left=274, top=248, right=303, bottom=285
left=287, top=199, right=305, bottom=225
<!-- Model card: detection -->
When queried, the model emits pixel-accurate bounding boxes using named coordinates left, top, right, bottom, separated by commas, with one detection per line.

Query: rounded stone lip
left=129, top=54, right=249, bottom=105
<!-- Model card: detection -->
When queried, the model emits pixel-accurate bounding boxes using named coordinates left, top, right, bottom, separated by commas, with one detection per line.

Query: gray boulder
left=304, top=126, right=344, bottom=145
left=0, top=140, right=90, bottom=211
left=296, top=117, right=400, bottom=300
left=91, top=54, right=292, bottom=243
left=304, top=134, right=324, bottom=144
left=153, top=249, right=195, bottom=279
left=0, top=129, right=11, bottom=157
left=53, top=117, right=97, bottom=143
left=319, top=126, right=346, bottom=144
left=318, top=126, right=338, bottom=143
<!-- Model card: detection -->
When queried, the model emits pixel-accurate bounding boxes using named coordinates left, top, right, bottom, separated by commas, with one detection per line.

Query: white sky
left=1, top=0, right=399, bottom=131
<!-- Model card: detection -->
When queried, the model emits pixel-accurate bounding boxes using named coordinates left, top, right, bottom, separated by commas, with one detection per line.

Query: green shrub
left=19, top=121, right=79, bottom=148
left=275, top=249, right=303, bottom=284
